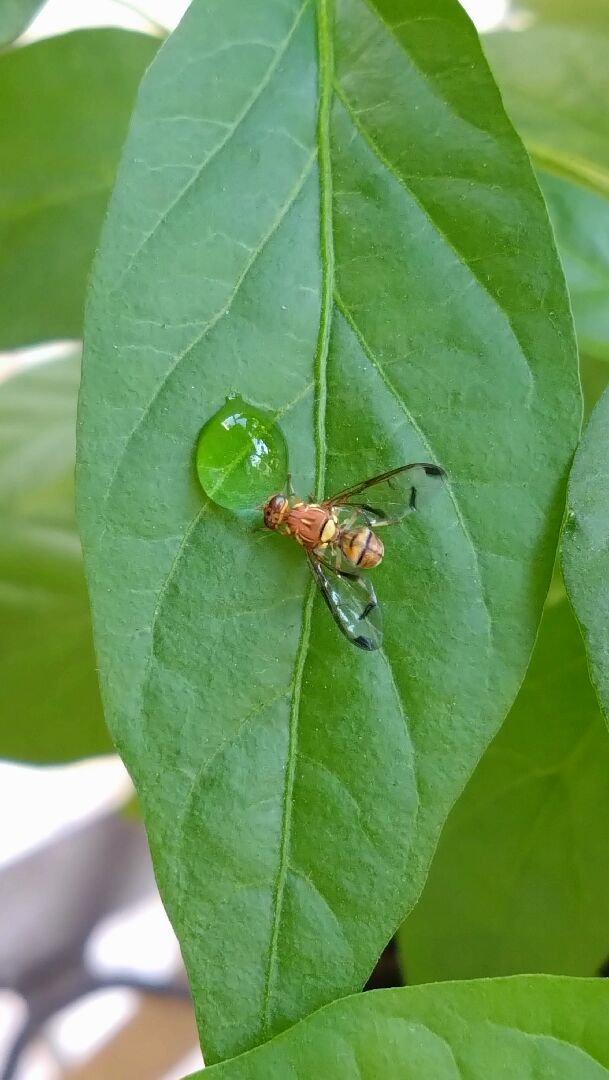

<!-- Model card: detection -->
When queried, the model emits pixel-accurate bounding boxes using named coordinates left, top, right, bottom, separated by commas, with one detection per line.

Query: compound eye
left=263, top=494, right=286, bottom=528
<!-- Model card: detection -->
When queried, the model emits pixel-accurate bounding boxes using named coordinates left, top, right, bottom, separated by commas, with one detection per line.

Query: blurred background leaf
left=0, top=0, right=46, bottom=47
left=0, top=28, right=158, bottom=350
left=580, top=354, right=609, bottom=417
left=538, top=173, right=609, bottom=365
left=563, top=384, right=609, bottom=734
left=399, top=589, right=609, bottom=982
left=397, top=341, right=609, bottom=989
left=484, top=4, right=609, bottom=195
left=0, top=352, right=112, bottom=761
left=513, top=0, right=609, bottom=29
left=484, top=3, right=609, bottom=367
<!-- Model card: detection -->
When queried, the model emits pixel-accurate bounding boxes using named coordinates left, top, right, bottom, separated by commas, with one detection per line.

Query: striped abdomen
left=340, top=527, right=384, bottom=568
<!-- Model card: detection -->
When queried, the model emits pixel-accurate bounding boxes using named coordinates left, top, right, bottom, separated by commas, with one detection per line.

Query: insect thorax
left=287, top=503, right=338, bottom=547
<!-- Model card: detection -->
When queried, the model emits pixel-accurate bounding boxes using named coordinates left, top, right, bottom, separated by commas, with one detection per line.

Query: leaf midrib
left=260, top=0, right=335, bottom=1037
left=260, top=0, right=501, bottom=1030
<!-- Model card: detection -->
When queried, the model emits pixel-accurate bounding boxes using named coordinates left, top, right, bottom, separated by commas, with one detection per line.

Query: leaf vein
left=172, top=688, right=292, bottom=927
left=260, top=0, right=335, bottom=1036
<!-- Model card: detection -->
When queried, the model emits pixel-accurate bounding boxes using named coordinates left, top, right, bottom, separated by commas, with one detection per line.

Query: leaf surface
left=0, top=354, right=109, bottom=761
left=77, top=0, right=580, bottom=1062
left=194, top=978, right=609, bottom=1079
left=0, top=29, right=158, bottom=348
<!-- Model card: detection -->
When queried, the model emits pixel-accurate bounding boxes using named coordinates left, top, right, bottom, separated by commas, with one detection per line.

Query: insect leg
left=366, top=514, right=402, bottom=528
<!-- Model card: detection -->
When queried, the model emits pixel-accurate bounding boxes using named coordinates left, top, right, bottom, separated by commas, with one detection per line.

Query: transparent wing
left=307, top=552, right=383, bottom=651
left=326, top=462, right=445, bottom=527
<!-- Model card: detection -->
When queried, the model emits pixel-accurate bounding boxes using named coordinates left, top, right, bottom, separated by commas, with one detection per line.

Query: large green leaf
left=77, top=0, right=579, bottom=1063
left=563, top=385, right=609, bottom=729
left=195, top=978, right=609, bottom=1078
left=0, top=0, right=46, bottom=46
left=0, top=354, right=110, bottom=761
left=0, top=29, right=158, bottom=349
left=484, top=11, right=609, bottom=195
left=399, top=592, right=609, bottom=982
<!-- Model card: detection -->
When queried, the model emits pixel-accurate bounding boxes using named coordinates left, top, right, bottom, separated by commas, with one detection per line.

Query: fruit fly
left=262, top=462, right=446, bottom=650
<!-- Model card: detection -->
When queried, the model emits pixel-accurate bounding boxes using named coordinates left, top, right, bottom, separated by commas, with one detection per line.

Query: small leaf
left=399, top=592, right=609, bottom=982
left=78, top=0, right=580, bottom=1063
left=0, top=0, right=46, bottom=47
left=0, top=29, right=158, bottom=348
left=563, top=384, right=609, bottom=730
left=0, top=353, right=110, bottom=762
left=192, top=977, right=609, bottom=1079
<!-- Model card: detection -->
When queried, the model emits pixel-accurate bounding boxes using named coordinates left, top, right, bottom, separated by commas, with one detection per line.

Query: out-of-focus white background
left=0, top=1, right=507, bottom=1076
left=20, top=0, right=508, bottom=39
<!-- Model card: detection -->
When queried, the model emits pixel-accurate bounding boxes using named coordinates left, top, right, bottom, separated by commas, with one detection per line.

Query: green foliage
left=390, top=1, right=609, bottom=1032
left=538, top=172, right=609, bottom=364
left=0, top=29, right=158, bottom=349
left=77, top=0, right=579, bottom=1063
left=563, top=385, right=609, bottom=729
left=398, top=346, right=609, bottom=986
left=0, top=353, right=110, bottom=761
left=399, top=591, right=609, bottom=982
left=517, top=0, right=609, bottom=29
left=0, top=0, right=606, bottom=1075
left=484, top=6, right=609, bottom=366
left=484, top=7, right=609, bottom=196
left=0, top=0, right=46, bottom=46
left=192, top=977, right=609, bottom=1079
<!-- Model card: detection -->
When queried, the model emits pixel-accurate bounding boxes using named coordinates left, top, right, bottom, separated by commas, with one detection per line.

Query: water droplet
left=196, top=396, right=288, bottom=510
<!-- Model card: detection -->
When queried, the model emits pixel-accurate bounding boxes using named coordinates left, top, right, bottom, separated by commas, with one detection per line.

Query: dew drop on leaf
left=196, top=396, right=288, bottom=510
